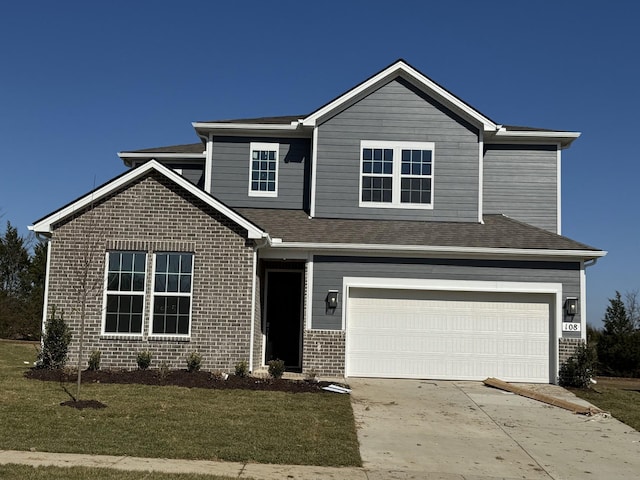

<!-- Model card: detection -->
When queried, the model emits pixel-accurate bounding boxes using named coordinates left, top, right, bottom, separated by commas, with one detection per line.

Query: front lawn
left=0, top=341, right=361, bottom=466
left=571, top=378, right=640, bottom=431
left=0, top=464, right=236, bottom=480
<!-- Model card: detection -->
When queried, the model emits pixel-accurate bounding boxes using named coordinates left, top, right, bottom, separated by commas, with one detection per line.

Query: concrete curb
left=0, top=450, right=368, bottom=479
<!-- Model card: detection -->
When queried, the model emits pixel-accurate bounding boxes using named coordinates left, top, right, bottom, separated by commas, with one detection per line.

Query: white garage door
left=346, top=288, right=551, bottom=383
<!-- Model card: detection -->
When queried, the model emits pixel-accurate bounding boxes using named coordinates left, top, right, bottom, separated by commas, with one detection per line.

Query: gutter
left=267, top=240, right=607, bottom=261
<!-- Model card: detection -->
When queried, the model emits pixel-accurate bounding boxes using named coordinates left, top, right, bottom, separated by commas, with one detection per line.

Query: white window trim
left=148, top=252, right=194, bottom=338
left=358, top=140, right=435, bottom=210
left=101, top=251, right=147, bottom=337
left=248, top=142, right=279, bottom=198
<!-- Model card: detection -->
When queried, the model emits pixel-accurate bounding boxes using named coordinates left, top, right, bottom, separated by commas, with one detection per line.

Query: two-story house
left=31, top=60, right=605, bottom=383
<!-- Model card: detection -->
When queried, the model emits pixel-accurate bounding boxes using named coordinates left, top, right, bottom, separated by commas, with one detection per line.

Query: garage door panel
left=347, top=288, right=551, bottom=382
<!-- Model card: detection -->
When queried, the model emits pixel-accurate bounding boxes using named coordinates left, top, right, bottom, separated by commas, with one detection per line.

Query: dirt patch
left=25, top=368, right=340, bottom=393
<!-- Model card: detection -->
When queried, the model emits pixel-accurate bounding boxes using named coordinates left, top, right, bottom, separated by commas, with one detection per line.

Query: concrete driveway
left=350, top=378, right=640, bottom=479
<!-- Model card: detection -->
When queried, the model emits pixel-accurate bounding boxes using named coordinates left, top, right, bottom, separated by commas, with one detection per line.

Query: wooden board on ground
left=483, top=377, right=603, bottom=415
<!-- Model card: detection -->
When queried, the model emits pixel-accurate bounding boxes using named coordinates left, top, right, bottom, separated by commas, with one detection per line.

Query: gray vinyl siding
left=211, top=137, right=311, bottom=210
left=483, top=144, right=558, bottom=233
left=314, top=78, right=480, bottom=221
left=160, top=163, right=205, bottom=189
left=311, top=255, right=581, bottom=339
left=180, top=166, right=204, bottom=188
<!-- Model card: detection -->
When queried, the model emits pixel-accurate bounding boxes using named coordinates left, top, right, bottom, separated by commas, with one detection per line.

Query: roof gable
left=301, top=59, right=498, bottom=131
left=30, top=160, right=266, bottom=240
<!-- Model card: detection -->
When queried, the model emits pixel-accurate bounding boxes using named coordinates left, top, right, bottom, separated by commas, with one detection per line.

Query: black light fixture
left=564, top=297, right=578, bottom=316
left=326, top=290, right=339, bottom=309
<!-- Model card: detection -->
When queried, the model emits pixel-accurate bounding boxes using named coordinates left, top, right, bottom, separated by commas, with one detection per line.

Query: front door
left=265, top=270, right=303, bottom=371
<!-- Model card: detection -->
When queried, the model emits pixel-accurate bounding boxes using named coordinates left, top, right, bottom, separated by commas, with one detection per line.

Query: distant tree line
left=0, top=221, right=46, bottom=339
left=588, top=290, right=640, bottom=377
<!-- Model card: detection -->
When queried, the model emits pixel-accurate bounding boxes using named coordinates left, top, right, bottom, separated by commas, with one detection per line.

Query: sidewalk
left=0, top=450, right=368, bottom=479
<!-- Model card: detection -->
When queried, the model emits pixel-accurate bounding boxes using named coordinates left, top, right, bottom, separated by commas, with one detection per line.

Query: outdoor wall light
left=564, top=297, right=578, bottom=316
left=326, top=290, right=339, bottom=309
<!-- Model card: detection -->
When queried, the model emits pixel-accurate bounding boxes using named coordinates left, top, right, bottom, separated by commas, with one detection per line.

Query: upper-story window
left=249, top=142, right=279, bottom=197
left=360, top=141, right=434, bottom=209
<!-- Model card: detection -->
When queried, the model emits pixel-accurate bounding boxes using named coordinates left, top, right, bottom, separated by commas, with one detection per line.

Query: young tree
left=624, top=289, right=640, bottom=330
left=603, top=291, right=634, bottom=336
left=598, top=291, right=640, bottom=376
left=0, top=222, right=30, bottom=296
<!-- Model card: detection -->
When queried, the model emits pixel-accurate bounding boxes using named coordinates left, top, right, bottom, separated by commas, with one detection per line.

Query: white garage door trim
left=342, top=277, right=563, bottom=383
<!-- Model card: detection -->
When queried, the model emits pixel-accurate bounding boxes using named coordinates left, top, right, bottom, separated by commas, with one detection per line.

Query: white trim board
left=266, top=241, right=606, bottom=260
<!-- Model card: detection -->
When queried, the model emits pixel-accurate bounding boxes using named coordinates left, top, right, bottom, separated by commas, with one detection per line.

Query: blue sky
left=0, top=1, right=637, bottom=327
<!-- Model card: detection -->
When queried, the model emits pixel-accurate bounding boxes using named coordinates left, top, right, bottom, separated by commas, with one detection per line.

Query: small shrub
left=186, top=351, right=202, bottom=372
left=158, top=362, right=169, bottom=380
left=267, top=359, right=285, bottom=379
left=235, top=360, right=249, bottom=378
left=136, top=350, right=152, bottom=370
left=37, top=306, right=71, bottom=369
left=87, top=350, right=101, bottom=371
left=305, top=369, right=318, bottom=382
left=559, top=342, right=596, bottom=388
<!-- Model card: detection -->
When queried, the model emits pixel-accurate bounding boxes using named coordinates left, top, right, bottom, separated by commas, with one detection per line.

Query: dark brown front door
left=265, top=270, right=303, bottom=371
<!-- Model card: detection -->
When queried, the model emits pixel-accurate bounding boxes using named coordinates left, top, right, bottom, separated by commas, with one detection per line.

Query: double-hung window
left=104, top=251, right=147, bottom=334
left=249, top=142, right=279, bottom=197
left=152, top=253, right=194, bottom=336
left=360, top=141, right=434, bottom=208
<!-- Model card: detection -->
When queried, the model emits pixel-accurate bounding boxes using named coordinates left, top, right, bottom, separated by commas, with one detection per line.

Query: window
left=104, top=251, right=147, bottom=334
left=360, top=141, right=434, bottom=208
left=152, top=253, right=193, bottom=336
left=249, top=142, right=279, bottom=197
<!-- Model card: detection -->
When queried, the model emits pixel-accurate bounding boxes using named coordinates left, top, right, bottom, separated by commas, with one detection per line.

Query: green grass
left=572, top=385, right=640, bottom=431
left=0, top=341, right=361, bottom=466
left=0, top=464, right=238, bottom=480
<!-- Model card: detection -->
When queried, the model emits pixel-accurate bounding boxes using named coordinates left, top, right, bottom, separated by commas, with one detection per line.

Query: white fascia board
left=30, top=160, right=267, bottom=240
left=302, top=61, right=497, bottom=130
left=266, top=241, right=607, bottom=260
left=492, top=130, right=581, bottom=149
left=192, top=122, right=311, bottom=139
left=192, top=121, right=301, bottom=130
left=117, top=152, right=206, bottom=159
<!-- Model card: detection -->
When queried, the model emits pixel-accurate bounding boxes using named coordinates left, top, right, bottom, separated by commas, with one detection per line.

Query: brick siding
left=558, top=337, right=584, bottom=367
left=45, top=171, right=255, bottom=371
left=302, top=330, right=345, bottom=377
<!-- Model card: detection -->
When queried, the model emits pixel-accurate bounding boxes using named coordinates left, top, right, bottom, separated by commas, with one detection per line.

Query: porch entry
left=264, top=269, right=304, bottom=371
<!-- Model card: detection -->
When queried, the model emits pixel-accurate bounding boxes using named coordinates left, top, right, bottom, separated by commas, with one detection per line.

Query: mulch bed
left=25, top=368, right=339, bottom=393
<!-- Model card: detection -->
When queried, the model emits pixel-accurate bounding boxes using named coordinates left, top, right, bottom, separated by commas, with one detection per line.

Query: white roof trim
left=192, top=121, right=302, bottom=131
left=117, top=152, right=205, bottom=159
left=488, top=129, right=581, bottom=149
left=29, top=160, right=267, bottom=240
left=302, top=60, right=498, bottom=130
left=266, top=241, right=607, bottom=260
left=494, top=130, right=581, bottom=140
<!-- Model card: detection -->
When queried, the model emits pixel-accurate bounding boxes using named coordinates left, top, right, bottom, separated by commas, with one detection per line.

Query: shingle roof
left=235, top=208, right=601, bottom=253
left=126, top=143, right=205, bottom=154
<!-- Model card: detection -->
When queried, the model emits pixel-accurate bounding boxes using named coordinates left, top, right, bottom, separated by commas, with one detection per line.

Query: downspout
left=34, top=232, right=52, bottom=354
left=249, top=235, right=270, bottom=372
